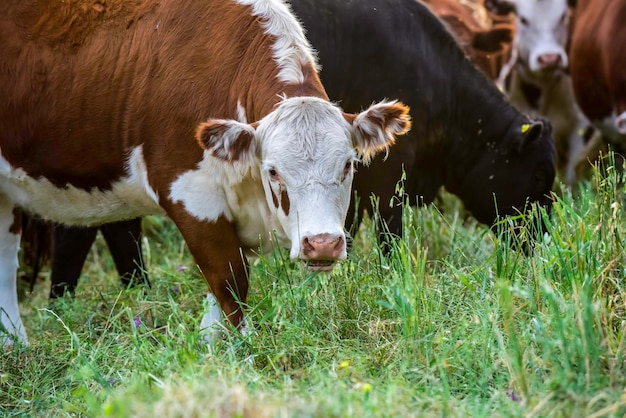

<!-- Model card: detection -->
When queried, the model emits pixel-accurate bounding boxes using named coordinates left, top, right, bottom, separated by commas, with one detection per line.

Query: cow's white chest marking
left=169, top=151, right=289, bottom=253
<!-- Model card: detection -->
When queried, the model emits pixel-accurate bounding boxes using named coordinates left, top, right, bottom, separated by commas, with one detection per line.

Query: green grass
left=3, top=160, right=626, bottom=417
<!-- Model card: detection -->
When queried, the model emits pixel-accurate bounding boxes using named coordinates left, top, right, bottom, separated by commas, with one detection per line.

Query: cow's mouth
left=304, top=259, right=336, bottom=272
left=531, top=66, right=566, bottom=80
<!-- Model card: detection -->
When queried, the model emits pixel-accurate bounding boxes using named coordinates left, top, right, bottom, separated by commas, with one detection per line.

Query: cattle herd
left=0, top=0, right=623, bottom=345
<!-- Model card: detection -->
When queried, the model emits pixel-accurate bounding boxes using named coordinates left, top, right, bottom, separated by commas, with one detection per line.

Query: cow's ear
left=520, top=120, right=545, bottom=150
left=345, top=100, right=411, bottom=165
left=567, top=0, right=576, bottom=8
left=196, top=119, right=257, bottom=169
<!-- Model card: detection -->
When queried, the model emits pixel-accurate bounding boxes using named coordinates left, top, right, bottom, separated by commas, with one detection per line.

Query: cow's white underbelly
left=0, top=146, right=164, bottom=225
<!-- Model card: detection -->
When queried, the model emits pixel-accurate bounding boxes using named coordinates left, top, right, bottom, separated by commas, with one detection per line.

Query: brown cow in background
left=568, top=0, right=626, bottom=157
left=422, top=0, right=515, bottom=80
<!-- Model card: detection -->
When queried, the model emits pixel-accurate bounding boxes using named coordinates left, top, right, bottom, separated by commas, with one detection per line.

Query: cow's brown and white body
left=0, top=0, right=410, bottom=345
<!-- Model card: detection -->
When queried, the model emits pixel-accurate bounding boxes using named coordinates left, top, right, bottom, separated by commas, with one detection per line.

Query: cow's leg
left=200, top=292, right=224, bottom=338
left=0, top=201, right=28, bottom=345
left=100, top=218, right=150, bottom=288
left=49, top=224, right=98, bottom=298
left=167, top=209, right=249, bottom=342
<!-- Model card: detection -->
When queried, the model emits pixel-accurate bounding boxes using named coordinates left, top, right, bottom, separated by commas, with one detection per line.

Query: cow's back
left=2, top=1, right=150, bottom=188
left=0, top=0, right=264, bottom=191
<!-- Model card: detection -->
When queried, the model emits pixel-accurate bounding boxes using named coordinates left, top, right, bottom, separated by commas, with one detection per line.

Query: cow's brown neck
left=227, top=31, right=328, bottom=122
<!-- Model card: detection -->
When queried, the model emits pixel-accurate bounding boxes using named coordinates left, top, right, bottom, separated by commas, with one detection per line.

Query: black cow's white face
left=514, top=0, right=570, bottom=77
left=195, top=97, right=411, bottom=271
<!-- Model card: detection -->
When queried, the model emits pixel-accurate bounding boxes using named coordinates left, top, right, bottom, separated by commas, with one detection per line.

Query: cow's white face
left=196, top=97, right=411, bottom=271
left=256, top=99, right=356, bottom=268
left=514, top=0, right=570, bottom=76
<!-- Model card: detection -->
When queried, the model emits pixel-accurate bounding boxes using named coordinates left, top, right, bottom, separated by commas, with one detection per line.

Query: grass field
left=2, top=160, right=626, bottom=417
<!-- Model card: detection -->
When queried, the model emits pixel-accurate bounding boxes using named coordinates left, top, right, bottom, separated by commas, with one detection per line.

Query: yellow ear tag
left=521, top=123, right=530, bottom=133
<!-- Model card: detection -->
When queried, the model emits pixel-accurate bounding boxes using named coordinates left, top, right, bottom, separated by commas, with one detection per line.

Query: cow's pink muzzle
left=301, top=233, right=344, bottom=272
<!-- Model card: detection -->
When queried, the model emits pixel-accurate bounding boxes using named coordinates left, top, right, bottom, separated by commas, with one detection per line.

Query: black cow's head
left=450, top=118, right=555, bottom=241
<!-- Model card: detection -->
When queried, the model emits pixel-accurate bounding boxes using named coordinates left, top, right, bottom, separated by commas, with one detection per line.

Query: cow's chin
left=529, top=66, right=566, bottom=82
left=303, top=260, right=337, bottom=272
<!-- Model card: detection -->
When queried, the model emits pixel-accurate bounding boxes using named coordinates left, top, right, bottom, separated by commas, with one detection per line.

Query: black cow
left=49, top=219, right=148, bottom=298
left=35, top=0, right=555, bottom=298
left=22, top=217, right=148, bottom=299
left=291, top=0, right=555, bottom=236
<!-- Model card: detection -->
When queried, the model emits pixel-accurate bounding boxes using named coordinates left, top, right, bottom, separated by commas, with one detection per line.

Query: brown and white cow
left=421, top=0, right=515, bottom=80
left=0, top=0, right=411, bottom=345
left=568, top=0, right=626, bottom=151
left=497, top=0, right=588, bottom=185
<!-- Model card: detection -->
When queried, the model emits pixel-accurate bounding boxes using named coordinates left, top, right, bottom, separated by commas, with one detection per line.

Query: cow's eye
left=519, top=16, right=529, bottom=26
left=268, top=167, right=280, bottom=181
left=342, top=160, right=353, bottom=181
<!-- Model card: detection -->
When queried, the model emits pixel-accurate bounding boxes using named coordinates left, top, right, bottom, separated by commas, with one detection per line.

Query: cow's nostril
left=302, top=236, right=315, bottom=254
left=332, top=236, right=343, bottom=252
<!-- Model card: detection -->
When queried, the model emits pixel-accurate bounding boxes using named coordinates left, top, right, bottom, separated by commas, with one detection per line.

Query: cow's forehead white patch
left=515, top=0, right=568, bottom=26
left=235, top=0, right=318, bottom=84
left=258, top=97, right=352, bottom=147
left=257, top=97, right=355, bottom=184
